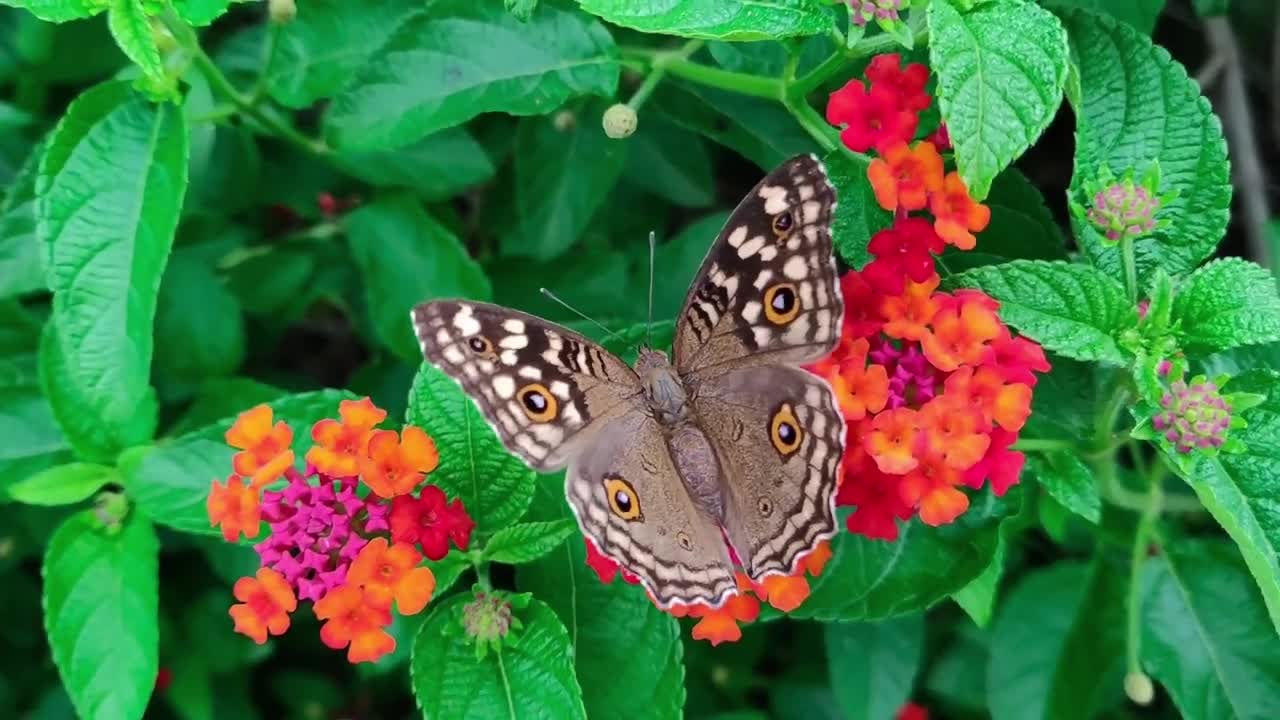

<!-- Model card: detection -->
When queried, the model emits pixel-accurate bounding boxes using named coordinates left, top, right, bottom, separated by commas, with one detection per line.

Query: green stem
left=163, top=14, right=328, bottom=155
left=1093, top=375, right=1132, bottom=451
left=474, top=559, right=493, bottom=590
left=248, top=19, right=282, bottom=105
left=785, top=96, right=839, bottom=153
left=1010, top=437, right=1076, bottom=453
left=627, top=39, right=704, bottom=110
left=620, top=46, right=782, bottom=100
left=790, top=28, right=932, bottom=98
left=1126, top=468, right=1163, bottom=677
left=1121, top=236, right=1139, bottom=302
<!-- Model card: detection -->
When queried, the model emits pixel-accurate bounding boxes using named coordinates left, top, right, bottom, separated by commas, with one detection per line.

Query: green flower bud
left=602, top=103, right=638, bottom=139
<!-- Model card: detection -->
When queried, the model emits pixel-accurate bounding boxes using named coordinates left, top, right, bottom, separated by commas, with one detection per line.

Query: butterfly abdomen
left=667, top=425, right=725, bottom=523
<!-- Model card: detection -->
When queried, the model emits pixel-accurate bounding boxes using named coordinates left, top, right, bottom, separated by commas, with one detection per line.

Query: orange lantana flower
left=945, top=367, right=1033, bottom=432
left=358, top=427, right=439, bottom=499
left=828, top=340, right=889, bottom=421
left=225, top=404, right=295, bottom=488
left=917, top=396, right=991, bottom=470
left=864, top=408, right=920, bottom=474
left=920, top=298, right=1001, bottom=372
left=868, top=141, right=944, bottom=212
left=881, top=275, right=940, bottom=341
left=208, top=475, right=261, bottom=542
left=899, top=453, right=969, bottom=526
left=751, top=541, right=832, bottom=613
left=306, top=397, right=387, bottom=477
left=685, top=574, right=762, bottom=646
left=229, top=568, right=297, bottom=644
left=346, top=538, right=436, bottom=615
left=930, top=172, right=991, bottom=250
left=314, top=585, right=396, bottom=663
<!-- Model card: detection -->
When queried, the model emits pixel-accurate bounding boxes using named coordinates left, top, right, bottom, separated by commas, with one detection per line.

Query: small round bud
left=602, top=103, right=638, bottom=139
left=552, top=110, right=576, bottom=132
left=269, top=0, right=297, bottom=24
left=0, top=536, right=13, bottom=559
left=464, top=591, right=515, bottom=643
left=1124, top=671, right=1154, bottom=705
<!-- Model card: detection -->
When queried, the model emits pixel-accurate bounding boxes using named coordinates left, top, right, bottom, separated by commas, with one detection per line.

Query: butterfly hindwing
left=673, top=154, right=842, bottom=379
left=411, top=300, right=641, bottom=472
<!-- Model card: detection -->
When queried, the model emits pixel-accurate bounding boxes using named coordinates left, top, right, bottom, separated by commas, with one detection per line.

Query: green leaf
left=928, top=0, right=1068, bottom=199
left=120, top=389, right=355, bottom=535
left=1026, top=451, right=1102, bottom=523
left=506, top=106, right=626, bottom=260
left=647, top=212, right=730, bottom=321
left=165, top=377, right=286, bottom=437
left=153, top=252, right=247, bottom=386
left=43, top=509, right=158, bottom=720
left=7, top=462, right=112, bottom=506
left=952, top=532, right=1006, bottom=627
left=107, top=0, right=162, bottom=79
left=951, top=260, right=1135, bottom=365
left=484, top=519, right=577, bottom=565
left=824, top=616, right=924, bottom=720
left=0, top=354, right=72, bottom=500
left=1172, top=258, right=1280, bottom=351
left=1042, top=0, right=1165, bottom=35
left=517, top=476, right=685, bottom=720
left=266, top=0, right=422, bottom=108
left=407, top=364, right=536, bottom=537
left=173, top=0, right=229, bottom=26
left=1062, top=9, right=1231, bottom=279
left=785, top=492, right=1013, bottom=621
left=622, top=115, right=715, bottom=208
left=824, top=149, right=892, bottom=269
left=411, top=593, right=587, bottom=720
left=0, top=137, right=47, bottom=298
left=0, top=0, right=100, bottom=23
left=650, top=82, right=816, bottom=171
left=347, top=194, right=491, bottom=362
left=325, top=1, right=619, bottom=152
left=987, top=554, right=1126, bottom=720
left=1183, top=370, right=1280, bottom=633
left=576, top=0, right=832, bottom=40
left=37, top=81, right=189, bottom=458
left=939, top=168, right=1068, bottom=273
left=333, top=127, right=496, bottom=201
left=1141, top=539, right=1280, bottom=720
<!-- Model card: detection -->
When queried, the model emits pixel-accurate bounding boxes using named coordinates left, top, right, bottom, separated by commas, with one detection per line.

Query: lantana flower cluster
left=207, top=398, right=474, bottom=663
left=813, top=54, right=1049, bottom=540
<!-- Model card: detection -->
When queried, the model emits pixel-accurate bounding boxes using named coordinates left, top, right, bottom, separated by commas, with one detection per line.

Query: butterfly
left=411, top=154, right=845, bottom=609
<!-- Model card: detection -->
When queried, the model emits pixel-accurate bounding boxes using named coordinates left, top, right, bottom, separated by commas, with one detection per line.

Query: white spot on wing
left=494, top=376, right=515, bottom=398
left=518, top=366, right=542, bottom=380
left=727, top=225, right=748, bottom=248
left=758, top=184, right=790, bottom=214
left=742, top=300, right=762, bottom=323
left=737, top=234, right=766, bottom=259
left=783, top=255, right=807, bottom=280
left=503, top=319, right=525, bottom=333
left=499, top=335, right=528, bottom=349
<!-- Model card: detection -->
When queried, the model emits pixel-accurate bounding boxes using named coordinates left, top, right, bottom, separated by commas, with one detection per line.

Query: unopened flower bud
left=269, top=0, right=297, bottom=24
left=602, top=103, right=638, bottom=139
left=1124, top=671, right=1154, bottom=705
left=846, top=0, right=903, bottom=25
left=1088, top=180, right=1160, bottom=243
left=1152, top=378, right=1232, bottom=453
left=464, top=591, right=515, bottom=643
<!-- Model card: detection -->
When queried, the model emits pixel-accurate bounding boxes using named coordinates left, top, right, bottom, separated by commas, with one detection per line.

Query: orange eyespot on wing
left=603, top=475, right=642, bottom=521
left=769, top=403, right=803, bottom=457
left=763, top=283, right=800, bottom=325
left=516, top=383, right=557, bottom=422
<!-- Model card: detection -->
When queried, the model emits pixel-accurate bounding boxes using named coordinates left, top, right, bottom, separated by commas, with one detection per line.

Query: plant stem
left=620, top=46, right=782, bottom=100
left=1011, top=437, right=1077, bottom=453
left=627, top=39, right=704, bottom=110
left=1121, top=236, right=1139, bottom=302
left=474, top=560, right=493, bottom=591
left=162, top=13, right=328, bottom=156
left=790, top=27, right=932, bottom=98
left=248, top=19, right=282, bottom=105
left=1126, top=464, right=1164, bottom=677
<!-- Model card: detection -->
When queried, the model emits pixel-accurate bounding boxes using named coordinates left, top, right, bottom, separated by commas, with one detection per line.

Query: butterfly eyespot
left=771, top=210, right=795, bottom=237
left=770, top=403, right=803, bottom=457
left=757, top=498, right=774, bottom=516
left=676, top=531, right=693, bottom=551
left=467, top=336, right=494, bottom=354
left=763, top=283, right=800, bottom=325
left=516, top=383, right=557, bottom=422
left=603, top=476, right=642, bottom=521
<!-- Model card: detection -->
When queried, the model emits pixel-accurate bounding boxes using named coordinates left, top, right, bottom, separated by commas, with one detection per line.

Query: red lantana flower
left=865, top=54, right=931, bottom=111
left=827, top=79, right=919, bottom=154
left=863, top=217, right=946, bottom=296
left=389, top=485, right=475, bottom=560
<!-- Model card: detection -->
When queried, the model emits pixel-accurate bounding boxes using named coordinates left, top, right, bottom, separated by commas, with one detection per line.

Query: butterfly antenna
left=540, top=287, right=620, bottom=343
left=646, top=230, right=656, bottom=349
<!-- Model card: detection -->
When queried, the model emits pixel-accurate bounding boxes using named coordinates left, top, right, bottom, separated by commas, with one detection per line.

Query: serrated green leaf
left=44, top=510, right=158, bottom=720
left=38, top=318, right=141, bottom=462
left=0, top=137, right=47, bottom=298
left=622, top=115, right=715, bottom=209
left=407, top=364, right=536, bottom=537
left=107, top=0, right=162, bottom=79
left=411, top=593, right=586, bottom=719
left=120, top=389, right=355, bottom=535
left=783, top=492, right=1013, bottom=621
left=347, top=194, right=491, bottom=362
left=325, top=0, right=618, bottom=152
left=1026, top=451, right=1101, bottom=523
left=1141, top=539, right=1280, bottom=720
left=577, top=0, right=831, bottom=40
left=506, top=104, right=626, bottom=260
left=951, top=260, right=1135, bottom=365
left=1042, top=0, right=1165, bottom=35
left=824, top=149, right=892, bottom=269
left=1182, top=370, right=1280, bottom=633
left=153, top=252, right=246, bottom=387
left=37, top=81, right=189, bottom=459
left=7, top=462, right=112, bottom=506
left=650, top=82, right=816, bottom=171
left=824, top=616, right=923, bottom=720
left=1172, top=258, right=1280, bottom=351
left=1, top=0, right=101, bottom=22
left=517, top=475, right=685, bottom=720
left=266, top=0, right=422, bottom=108
left=988, top=553, right=1126, bottom=720
left=0, top=354, right=72, bottom=501
left=484, top=519, right=577, bottom=565
left=334, top=127, right=496, bottom=201
left=1062, top=9, right=1231, bottom=279
left=928, top=0, right=1068, bottom=199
